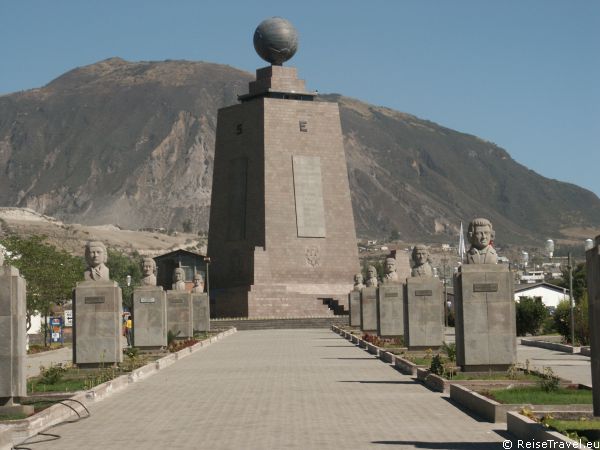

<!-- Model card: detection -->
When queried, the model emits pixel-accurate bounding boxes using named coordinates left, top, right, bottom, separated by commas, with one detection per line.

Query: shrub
left=552, top=296, right=590, bottom=345
left=515, top=297, right=549, bottom=336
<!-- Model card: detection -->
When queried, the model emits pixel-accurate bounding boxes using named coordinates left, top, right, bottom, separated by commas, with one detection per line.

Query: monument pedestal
left=73, top=280, right=123, bottom=367
left=133, top=286, right=167, bottom=348
left=360, top=287, right=378, bottom=332
left=454, top=264, right=516, bottom=372
left=0, top=266, right=32, bottom=415
left=377, top=284, right=404, bottom=337
left=348, top=291, right=361, bottom=327
left=192, top=293, right=210, bottom=333
left=166, top=292, right=193, bottom=338
left=585, top=238, right=600, bottom=416
left=404, top=278, right=443, bottom=350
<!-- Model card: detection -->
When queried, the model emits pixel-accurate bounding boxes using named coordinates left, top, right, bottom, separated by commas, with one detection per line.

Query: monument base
left=213, top=284, right=348, bottom=318
left=348, top=291, right=361, bottom=326
left=192, top=293, right=210, bottom=332
left=0, top=398, right=33, bottom=416
left=404, top=278, right=443, bottom=350
left=166, top=292, right=193, bottom=338
left=133, top=286, right=167, bottom=348
left=73, top=281, right=123, bottom=366
left=377, top=284, right=404, bottom=337
left=454, top=264, right=516, bottom=372
left=585, top=238, right=600, bottom=416
left=360, top=287, right=378, bottom=332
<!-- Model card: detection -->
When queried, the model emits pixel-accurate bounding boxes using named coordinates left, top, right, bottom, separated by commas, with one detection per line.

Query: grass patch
left=543, top=417, right=600, bottom=445
left=0, top=413, right=28, bottom=421
left=451, top=372, right=542, bottom=381
left=482, top=387, right=593, bottom=405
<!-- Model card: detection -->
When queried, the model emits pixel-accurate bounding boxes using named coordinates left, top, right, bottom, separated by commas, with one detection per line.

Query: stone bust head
left=411, top=245, right=433, bottom=277
left=141, top=257, right=157, bottom=286
left=84, top=241, right=110, bottom=281
left=192, top=272, right=205, bottom=293
left=365, top=265, right=378, bottom=288
left=353, top=273, right=365, bottom=291
left=382, top=257, right=399, bottom=283
left=466, top=218, right=498, bottom=264
left=172, top=267, right=186, bottom=291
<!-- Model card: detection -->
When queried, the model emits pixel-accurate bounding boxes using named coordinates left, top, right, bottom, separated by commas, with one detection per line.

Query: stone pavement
left=25, top=329, right=508, bottom=449
left=516, top=343, right=592, bottom=386
left=25, top=347, right=72, bottom=379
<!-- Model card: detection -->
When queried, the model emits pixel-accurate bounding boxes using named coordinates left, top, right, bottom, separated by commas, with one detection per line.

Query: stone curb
left=521, top=338, right=581, bottom=354
left=5, top=327, right=237, bottom=448
left=506, top=411, right=580, bottom=445
left=449, top=384, right=593, bottom=423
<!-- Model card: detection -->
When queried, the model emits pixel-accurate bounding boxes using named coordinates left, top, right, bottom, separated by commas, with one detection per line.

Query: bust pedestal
left=454, top=264, right=516, bottom=372
left=360, top=287, right=378, bottom=332
left=166, top=292, right=193, bottom=339
left=404, top=278, right=443, bottom=350
left=133, top=286, right=167, bottom=348
left=348, top=291, right=361, bottom=327
left=0, top=266, right=33, bottom=415
left=585, top=239, right=600, bottom=416
left=73, top=280, right=123, bottom=367
left=377, top=284, right=404, bottom=337
left=192, top=293, right=210, bottom=333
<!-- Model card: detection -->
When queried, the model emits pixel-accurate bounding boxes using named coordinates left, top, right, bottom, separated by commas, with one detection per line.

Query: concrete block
left=404, top=278, right=444, bottom=349
left=348, top=291, right=360, bottom=326
left=73, top=280, right=123, bottom=366
left=454, top=264, right=516, bottom=371
left=0, top=266, right=27, bottom=400
left=192, top=293, right=210, bottom=333
left=166, top=292, right=193, bottom=338
left=360, top=287, right=377, bottom=332
left=376, top=284, right=403, bottom=337
left=586, top=239, right=600, bottom=416
left=133, top=286, right=167, bottom=348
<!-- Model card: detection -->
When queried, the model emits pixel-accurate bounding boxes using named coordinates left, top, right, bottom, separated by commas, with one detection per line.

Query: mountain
left=1, top=58, right=598, bottom=245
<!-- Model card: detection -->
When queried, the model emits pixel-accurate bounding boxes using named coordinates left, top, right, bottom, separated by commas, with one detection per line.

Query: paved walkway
left=516, top=343, right=592, bottom=386
left=25, top=347, right=72, bottom=379
left=26, top=329, right=508, bottom=450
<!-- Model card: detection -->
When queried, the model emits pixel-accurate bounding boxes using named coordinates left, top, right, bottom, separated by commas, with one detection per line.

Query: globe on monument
left=253, top=17, right=298, bottom=65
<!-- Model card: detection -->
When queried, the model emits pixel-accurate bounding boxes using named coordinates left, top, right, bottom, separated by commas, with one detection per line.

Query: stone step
left=210, top=317, right=349, bottom=330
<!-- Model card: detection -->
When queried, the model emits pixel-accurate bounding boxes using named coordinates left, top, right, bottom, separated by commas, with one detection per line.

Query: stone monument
left=585, top=235, right=600, bottom=416
left=192, top=292, right=210, bottom=333
left=166, top=291, right=193, bottom=338
left=73, top=241, right=123, bottom=366
left=192, top=272, right=205, bottom=293
left=172, top=267, right=186, bottom=292
left=365, top=265, right=379, bottom=288
left=454, top=219, right=516, bottom=371
left=133, top=259, right=167, bottom=348
left=465, top=218, right=498, bottom=264
left=348, top=273, right=363, bottom=326
left=360, top=286, right=378, bottom=333
left=382, top=257, right=399, bottom=284
left=0, top=259, right=33, bottom=416
left=404, top=245, right=443, bottom=349
left=377, top=283, right=404, bottom=338
left=207, top=17, right=359, bottom=318
left=141, top=257, right=157, bottom=286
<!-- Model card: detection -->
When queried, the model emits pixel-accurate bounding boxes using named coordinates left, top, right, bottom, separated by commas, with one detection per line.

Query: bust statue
left=84, top=241, right=110, bottom=281
left=172, top=267, right=186, bottom=291
left=192, top=272, right=205, bottom=293
left=382, top=257, right=399, bottom=284
left=353, top=273, right=365, bottom=291
left=365, top=265, right=378, bottom=288
left=411, top=245, right=433, bottom=277
left=466, top=218, right=498, bottom=264
left=141, top=257, right=157, bottom=286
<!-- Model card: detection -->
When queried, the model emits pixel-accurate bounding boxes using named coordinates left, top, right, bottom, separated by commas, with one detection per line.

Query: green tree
left=552, top=295, right=590, bottom=345
left=515, top=297, right=549, bottom=336
left=389, top=229, right=400, bottom=241
left=554, top=262, right=587, bottom=304
left=106, top=249, right=142, bottom=310
left=1, top=235, right=84, bottom=342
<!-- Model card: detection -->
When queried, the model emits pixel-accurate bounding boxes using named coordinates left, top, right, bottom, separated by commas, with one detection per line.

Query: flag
left=458, top=222, right=466, bottom=263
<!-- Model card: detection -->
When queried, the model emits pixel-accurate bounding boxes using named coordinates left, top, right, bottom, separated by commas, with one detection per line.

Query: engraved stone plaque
left=415, top=290, right=433, bottom=296
left=84, top=296, right=105, bottom=304
left=292, top=155, right=326, bottom=238
left=170, top=298, right=185, bottom=304
left=473, top=283, right=499, bottom=293
left=140, top=297, right=156, bottom=304
left=385, top=291, right=399, bottom=297
left=227, top=157, right=247, bottom=241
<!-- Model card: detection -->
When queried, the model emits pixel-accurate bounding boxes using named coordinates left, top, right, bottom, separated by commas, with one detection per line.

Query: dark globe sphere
left=253, top=17, right=298, bottom=65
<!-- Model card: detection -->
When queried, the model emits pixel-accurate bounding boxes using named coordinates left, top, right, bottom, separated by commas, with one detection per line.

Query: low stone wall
left=6, top=327, right=237, bottom=448
left=520, top=338, right=581, bottom=354
left=507, top=412, right=580, bottom=445
left=581, top=346, right=591, bottom=357
left=394, top=356, right=420, bottom=376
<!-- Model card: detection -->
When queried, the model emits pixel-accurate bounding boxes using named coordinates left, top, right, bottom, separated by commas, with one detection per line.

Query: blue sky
left=1, top=1, right=599, bottom=197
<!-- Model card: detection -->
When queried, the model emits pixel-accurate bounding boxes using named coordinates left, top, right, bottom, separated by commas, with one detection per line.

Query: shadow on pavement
left=338, top=380, right=416, bottom=385
left=371, top=440, right=504, bottom=449
left=321, top=357, right=375, bottom=360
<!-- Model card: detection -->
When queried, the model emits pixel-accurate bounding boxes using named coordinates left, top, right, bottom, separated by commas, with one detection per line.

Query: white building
left=514, top=282, right=569, bottom=309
